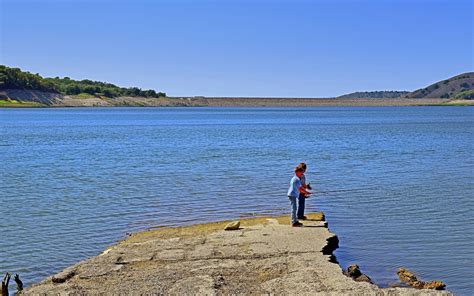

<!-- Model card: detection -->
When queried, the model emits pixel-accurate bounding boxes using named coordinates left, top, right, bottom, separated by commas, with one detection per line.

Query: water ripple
left=0, top=107, right=473, bottom=295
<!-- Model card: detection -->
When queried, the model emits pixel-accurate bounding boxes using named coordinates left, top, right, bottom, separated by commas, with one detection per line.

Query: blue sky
left=1, top=0, right=472, bottom=97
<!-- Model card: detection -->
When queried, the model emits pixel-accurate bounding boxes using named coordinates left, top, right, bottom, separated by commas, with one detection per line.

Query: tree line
left=337, top=91, right=409, bottom=99
left=0, top=65, right=166, bottom=98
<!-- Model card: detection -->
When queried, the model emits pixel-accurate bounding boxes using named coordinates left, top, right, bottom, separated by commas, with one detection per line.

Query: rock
left=14, top=274, right=23, bottom=292
left=396, top=267, right=446, bottom=290
left=224, top=221, right=240, bottom=231
left=51, top=269, right=75, bottom=284
left=346, top=264, right=362, bottom=278
left=355, top=274, right=373, bottom=284
left=397, top=267, right=417, bottom=283
left=388, top=282, right=410, bottom=288
left=422, top=281, right=446, bottom=290
left=343, top=265, right=373, bottom=284
left=2, top=272, right=11, bottom=296
left=410, top=280, right=425, bottom=289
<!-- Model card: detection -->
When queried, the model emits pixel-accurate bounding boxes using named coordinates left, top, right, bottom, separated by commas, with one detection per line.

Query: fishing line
left=308, top=187, right=378, bottom=196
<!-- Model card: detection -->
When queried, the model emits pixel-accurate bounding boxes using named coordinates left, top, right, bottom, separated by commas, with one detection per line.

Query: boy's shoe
left=298, top=216, right=307, bottom=220
left=292, top=222, right=303, bottom=227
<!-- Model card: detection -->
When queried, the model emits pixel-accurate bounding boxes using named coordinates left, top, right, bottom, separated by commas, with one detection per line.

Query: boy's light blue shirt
left=287, top=175, right=302, bottom=197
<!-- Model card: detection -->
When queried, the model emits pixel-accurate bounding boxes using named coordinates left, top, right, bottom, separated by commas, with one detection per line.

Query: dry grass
left=0, top=99, right=44, bottom=107
left=442, top=100, right=474, bottom=106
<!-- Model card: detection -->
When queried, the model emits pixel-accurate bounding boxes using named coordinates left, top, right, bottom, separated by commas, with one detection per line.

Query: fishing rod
left=314, top=188, right=376, bottom=194
left=308, top=186, right=378, bottom=195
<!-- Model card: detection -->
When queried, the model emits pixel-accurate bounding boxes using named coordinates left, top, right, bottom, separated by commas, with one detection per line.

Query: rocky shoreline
left=23, top=213, right=451, bottom=295
left=1, top=89, right=466, bottom=107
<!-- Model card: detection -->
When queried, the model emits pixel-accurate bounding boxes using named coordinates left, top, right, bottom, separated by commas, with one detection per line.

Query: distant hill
left=1, top=65, right=473, bottom=107
left=0, top=65, right=166, bottom=98
left=338, top=72, right=474, bottom=99
left=338, top=91, right=409, bottom=99
left=406, top=72, right=474, bottom=99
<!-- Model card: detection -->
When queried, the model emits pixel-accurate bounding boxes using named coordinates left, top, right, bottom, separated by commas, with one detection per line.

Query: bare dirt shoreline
left=2, top=89, right=470, bottom=107
left=176, top=97, right=453, bottom=107
left=24, top=213, right=451, bottom=295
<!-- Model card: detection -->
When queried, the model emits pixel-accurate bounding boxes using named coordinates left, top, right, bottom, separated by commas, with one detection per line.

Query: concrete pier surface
left=25, top=213, right=451, bottom=295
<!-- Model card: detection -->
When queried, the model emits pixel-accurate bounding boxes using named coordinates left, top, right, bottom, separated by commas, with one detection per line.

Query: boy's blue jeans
left=298, top=193, right=306, bottom=218
left=289, top=196, right=298, bottom=224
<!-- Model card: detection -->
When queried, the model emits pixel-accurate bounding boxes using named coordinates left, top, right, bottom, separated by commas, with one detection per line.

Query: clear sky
left=1, top=0, right=472, bottom=97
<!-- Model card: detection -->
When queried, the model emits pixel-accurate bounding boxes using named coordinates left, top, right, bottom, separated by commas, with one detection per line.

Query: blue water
left=1, top=107, right=473, bottom=295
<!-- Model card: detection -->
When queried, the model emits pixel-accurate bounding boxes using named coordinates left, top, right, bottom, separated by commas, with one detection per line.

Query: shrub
left=0, top=65, right=166, bottom=98
left=454, top=90, right=474, bottom=99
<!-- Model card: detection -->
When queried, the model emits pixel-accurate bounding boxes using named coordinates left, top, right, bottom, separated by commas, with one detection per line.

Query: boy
left=297, top=162, right=310, bottom=220
left=288, top=166, right=312, bottom=227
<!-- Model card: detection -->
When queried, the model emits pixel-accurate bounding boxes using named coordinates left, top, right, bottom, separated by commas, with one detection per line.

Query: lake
left=1, top=107, right=473, bottom=295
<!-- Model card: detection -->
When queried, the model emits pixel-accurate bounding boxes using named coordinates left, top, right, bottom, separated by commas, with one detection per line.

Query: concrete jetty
left=25, top=213, right=451, bottom=295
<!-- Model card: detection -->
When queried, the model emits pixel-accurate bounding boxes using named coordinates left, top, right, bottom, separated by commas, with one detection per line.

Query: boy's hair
left=294, top=167, right=304, bottom=173
left=297, top=162, right=307, bottom=170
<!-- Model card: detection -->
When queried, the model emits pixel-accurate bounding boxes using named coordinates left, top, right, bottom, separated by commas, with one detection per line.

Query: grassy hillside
left=0, top=65, right=166, bottom=98
left=1, top=65, right=472, bottom=106
left=338, top=72, right=474, bottom=99
left=338, top=91, right=409, bottom=99
left=406, top=72, right=474, bottom=99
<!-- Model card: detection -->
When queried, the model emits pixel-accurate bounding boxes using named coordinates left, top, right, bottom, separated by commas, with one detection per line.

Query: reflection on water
left=0, top=107, right=473, bottom=295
